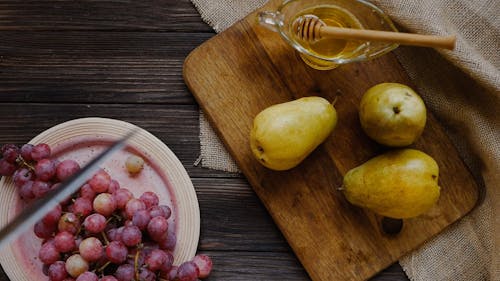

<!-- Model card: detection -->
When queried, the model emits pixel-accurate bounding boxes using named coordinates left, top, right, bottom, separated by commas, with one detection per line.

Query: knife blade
left=0, top=128, right=138, bottom=249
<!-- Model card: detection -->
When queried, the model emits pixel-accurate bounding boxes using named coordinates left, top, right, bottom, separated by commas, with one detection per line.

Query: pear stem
left=331, top=96, right=338, bottom=106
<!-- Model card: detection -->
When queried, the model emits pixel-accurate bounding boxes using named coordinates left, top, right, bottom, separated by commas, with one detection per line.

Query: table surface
left=0, top=1, right=410, bottom=280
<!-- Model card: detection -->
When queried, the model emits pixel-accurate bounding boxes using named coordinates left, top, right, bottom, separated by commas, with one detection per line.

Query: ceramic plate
left=0, top=117, right=200, bottom=280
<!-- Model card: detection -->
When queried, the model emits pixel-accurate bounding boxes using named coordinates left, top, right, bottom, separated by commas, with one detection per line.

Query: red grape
left=48, top=260, right=68, bottom=281
left=32, top=180, right=51, bottom=198
left=177, top=261, right=199, bottom=281
left=54, top=231, right=76, bottom=253
left=93, top=193, right=116, bottom=216
left=163, top=265, right=178, bottom=281
left=83, top=213, right=106, bottom=234
left=105, top=241, right=128, bottom=264
left=132, top=209, right=151, bottom=231
left=75, top=271, right=98, bottom=281
left=73, top=197, right=93, bottom=217
left=147, top=216, right=168, bottom=242
left=34, top=220, right=56, bottom=239
left=0, top=159, right=16, bottom=176
left=139, top=191, right=159, bottom=209
left=79, top=237, right=103, bottom=262
left=39, top=240, right=61, bottom=265
left=31, top=143, right=51, bottom=161
left=35, top=158, right=57, bottom=181
left=107, top=226, right=123, bottom=242
left=58, top=213, right=80, bottom=234
left=19, top=180, right=35, bottom=200
left=88, top=169, right=111, bottom=193
left=108, top=179, right=120, bottom=194
left=20, top=144, right=34, bottom=161
left=65, top=254, right=89, bottom=278
left=158, top=230, right=176, bottom=251
left=159, top=251, right=174, bottom=273
left=79, top=183, right=96, bottom=200
left=121, top=225, right=142, bottom=247
left=1, top=144, right=17, bottom=155
left=124, top=198, right=146, bottom=219
left=13, top=167, right=35, bottom=188
left=113, top=188, right=133, bottom=209
left=114, top=264, right=135, bottom=281
left=192, top=254, right=213, bottom=278
left=2, top=145, right=19, bottom=163
left=145, top=249, right=168, bottom=271
left=100, top=276, right=118, bottom=281
left=139, top=267, right=155, bottom=281
left=149, top=205, right=172, bottom=219
left=56, top=159, right=81, bottom=182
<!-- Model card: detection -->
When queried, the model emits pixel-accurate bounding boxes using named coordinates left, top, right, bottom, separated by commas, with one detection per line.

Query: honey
left=291, top=5, right=366, bottom=60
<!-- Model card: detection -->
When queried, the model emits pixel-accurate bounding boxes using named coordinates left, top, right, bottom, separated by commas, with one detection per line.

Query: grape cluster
left=0, top=143, right=213, bottom=281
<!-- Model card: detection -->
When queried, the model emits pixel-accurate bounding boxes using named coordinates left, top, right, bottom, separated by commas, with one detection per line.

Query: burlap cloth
left=190, top=0, right=499, bottom=280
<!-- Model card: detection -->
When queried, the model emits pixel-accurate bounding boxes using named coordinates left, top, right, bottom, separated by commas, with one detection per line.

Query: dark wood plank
left=0, top=0, right=212, bottom=32
left=199, top=251, right=309, bottom=281
left=195, top=178, right=289, bottom=252
left=198, top=251, right=408, bottom=281
left=0, top=31, right=213, bottom=104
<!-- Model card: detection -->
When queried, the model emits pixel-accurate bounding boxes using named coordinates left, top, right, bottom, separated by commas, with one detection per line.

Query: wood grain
left=0, top=0, right=211, bottom=31
left=0, top=31, right=212, bottom=104
left=183, top=0, right=479, bottom=280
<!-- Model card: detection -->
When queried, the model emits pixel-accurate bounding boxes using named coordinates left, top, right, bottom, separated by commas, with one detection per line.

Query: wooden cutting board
left=183, top=1, right=479, bottom=280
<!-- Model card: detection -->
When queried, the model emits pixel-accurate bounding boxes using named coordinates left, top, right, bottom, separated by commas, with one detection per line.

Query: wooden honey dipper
left=293, top=15, right=456, bottom=50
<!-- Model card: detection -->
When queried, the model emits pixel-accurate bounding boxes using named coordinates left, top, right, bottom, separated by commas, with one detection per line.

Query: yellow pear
left=359, top=83, right=427, bottom=147
left=250, top=96, right=337, bottom=171
left=342, top=149, right=440, bottom=219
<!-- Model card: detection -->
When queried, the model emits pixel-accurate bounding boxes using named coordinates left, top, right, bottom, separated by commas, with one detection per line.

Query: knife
left=0, top=128, right=138, bottom=250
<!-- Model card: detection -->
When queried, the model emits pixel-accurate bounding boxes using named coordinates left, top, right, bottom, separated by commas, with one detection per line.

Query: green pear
left=250, top=96, right=337, bottom=171
left=342, top=149, right=440, bottom=219
left=359, top=83, right=427, bottom=147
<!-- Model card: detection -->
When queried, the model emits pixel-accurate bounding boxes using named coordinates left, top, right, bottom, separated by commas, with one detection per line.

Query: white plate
left=0, top=117, right=200, bottom=280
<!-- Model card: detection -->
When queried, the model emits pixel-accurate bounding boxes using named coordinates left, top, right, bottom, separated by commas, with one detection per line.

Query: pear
left=342, top=149, right=440, bottom=219
left=359, top=83, right=427, bottom=147
left=250, top=96, right=337, bottom=171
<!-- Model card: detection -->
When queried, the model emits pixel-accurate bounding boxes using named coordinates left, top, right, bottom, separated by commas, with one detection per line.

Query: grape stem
left=112, top=213, right=123, bottom=222
left=16, top=156, right=35, bottom=171
left=134, top=244, right=143, bottom=281
left=96, top=260, right=111, bottom=273
left=101, top=231, right=109, bottom=245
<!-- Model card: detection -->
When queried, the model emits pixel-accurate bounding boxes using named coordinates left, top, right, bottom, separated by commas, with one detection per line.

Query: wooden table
left=0, top=1, right=409, bottom=280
